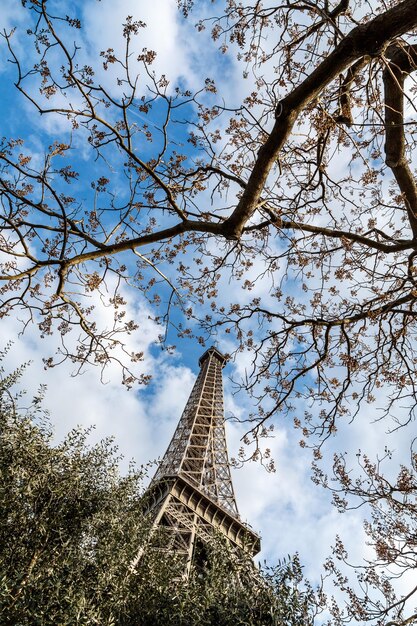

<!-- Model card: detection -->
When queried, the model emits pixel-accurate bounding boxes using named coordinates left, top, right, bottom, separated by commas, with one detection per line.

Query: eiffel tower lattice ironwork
left=145, top=346, right=260, bottom=574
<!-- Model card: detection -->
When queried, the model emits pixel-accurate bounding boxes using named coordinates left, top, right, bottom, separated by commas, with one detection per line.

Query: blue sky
left=1, top=0, right=416, bottom=619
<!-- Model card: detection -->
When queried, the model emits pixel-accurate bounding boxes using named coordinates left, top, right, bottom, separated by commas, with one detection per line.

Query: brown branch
left=8, top=7, right=188, bottom=225
left=243, top=292, right=416, bottom=330
left=0, top=217, right=225, bottom=283
left=336, top=57, right=369, bottom=127
left=383, top=43, right=417, bottom=238
left=60, top=219, right=223, bottom=269
left=386, top=612, right=417, bottom=626
left=290, top=0, right=350, bottom=49
left=245, top=214, right=414, bottom=252
left=222, top=0, right=417, bottom=238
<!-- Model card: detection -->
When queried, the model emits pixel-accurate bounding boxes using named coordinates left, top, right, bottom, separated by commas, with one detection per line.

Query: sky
left=0, top=0, right=416, bottom=620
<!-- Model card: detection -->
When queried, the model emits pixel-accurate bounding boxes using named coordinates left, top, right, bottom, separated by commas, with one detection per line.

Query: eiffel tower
left=144, top=346, right=260, bottom=575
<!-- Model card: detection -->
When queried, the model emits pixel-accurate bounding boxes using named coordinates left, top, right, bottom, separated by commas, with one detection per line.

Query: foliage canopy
left=1, top=0, right=417, bottom=441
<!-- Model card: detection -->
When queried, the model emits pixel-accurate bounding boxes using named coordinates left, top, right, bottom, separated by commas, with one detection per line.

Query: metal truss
left=153, top=346, right=238, bottom=515
left=145, top=347, right=261, bottom=575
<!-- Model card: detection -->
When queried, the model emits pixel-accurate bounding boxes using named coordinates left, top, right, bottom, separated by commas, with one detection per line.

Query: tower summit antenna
left=144, top=346, right=260, bottom=575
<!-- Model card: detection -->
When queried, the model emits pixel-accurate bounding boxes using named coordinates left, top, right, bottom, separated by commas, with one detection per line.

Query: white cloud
left=80, top=0, right=196, bottom=92
left=0, top=4, right=27, bottom=42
